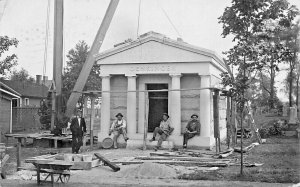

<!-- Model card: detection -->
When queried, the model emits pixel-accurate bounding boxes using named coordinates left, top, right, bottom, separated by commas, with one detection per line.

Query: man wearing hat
left=183, top=114, right=201, bottom=149
left=150, top=113, right=174, bottom=151
left=70, top=110, right=86, bottom=153
left=109, top=113, right=129, bottom=149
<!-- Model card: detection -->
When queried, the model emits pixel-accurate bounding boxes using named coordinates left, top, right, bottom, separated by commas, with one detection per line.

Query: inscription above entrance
left=129, top=65, right=176, bottom=73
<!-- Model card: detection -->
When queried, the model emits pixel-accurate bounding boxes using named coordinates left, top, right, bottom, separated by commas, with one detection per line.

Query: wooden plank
left=149, top=152, right=185, bottom=157
left=111, top=160, right=229, bottom=167
left=94, top=153, right=120, bottom=172
left=217, top=149, right=234, bottom=158
left=135, top=156, right=232, bottom=162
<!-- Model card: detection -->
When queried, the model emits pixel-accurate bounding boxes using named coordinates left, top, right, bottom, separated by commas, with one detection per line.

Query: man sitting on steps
left=150, top=113, right=174, bottom=151
left=109, top=113, right=129, bottom=149
left=183, top=114, right=200, bottom=149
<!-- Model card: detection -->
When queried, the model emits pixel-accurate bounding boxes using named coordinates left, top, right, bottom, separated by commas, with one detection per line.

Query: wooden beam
left=111, top=160, right=229, bottom=167
left=94, top=153, right=120, bottom=172
left=66, top=0, right=120, bottom=116
left=53, top=0, right=63, bottom=109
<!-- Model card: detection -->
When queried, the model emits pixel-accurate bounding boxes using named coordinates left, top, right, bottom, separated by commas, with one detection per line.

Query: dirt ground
left=1, top=113, right=299, bottom=186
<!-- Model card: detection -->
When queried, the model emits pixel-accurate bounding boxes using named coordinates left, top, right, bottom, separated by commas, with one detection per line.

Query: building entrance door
left=147, top=84, right=168, bottom=132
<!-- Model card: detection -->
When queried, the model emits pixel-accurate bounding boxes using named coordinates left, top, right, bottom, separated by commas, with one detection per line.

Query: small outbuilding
left=0, top=81, right=21, bottom=141
left=95, top=32, right=228, bottom=148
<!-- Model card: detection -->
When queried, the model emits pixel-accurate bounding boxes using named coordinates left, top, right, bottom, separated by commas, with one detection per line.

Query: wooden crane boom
left=66, top=0, right=120, bottom=116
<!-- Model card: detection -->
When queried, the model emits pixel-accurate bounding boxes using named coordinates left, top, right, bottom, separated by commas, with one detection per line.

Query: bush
left=259, top=120, right=288, bottom=137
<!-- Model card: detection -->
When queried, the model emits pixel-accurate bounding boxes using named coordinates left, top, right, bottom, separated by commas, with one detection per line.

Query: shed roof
left=0, top=81, right=21, bottom=98
left=1, top=80, right=48, bottom=98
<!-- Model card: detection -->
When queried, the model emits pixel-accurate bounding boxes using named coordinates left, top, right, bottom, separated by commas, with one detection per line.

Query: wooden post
left=213, top=90, right=220, bottom=153
left=143, top=92, right=149, bottom=151
left=16, top=142, right=21, bottom=171
left=37, top=165, right=40, bottom=185
left=226, top=95, right=231, bottom=148
left=90, top=96, right=95, bottom=149
left=231, top=100, right=237, bottom=147
left=51, top=90, right=56, bottom=131
left=53, top=0, right=63, bottom=97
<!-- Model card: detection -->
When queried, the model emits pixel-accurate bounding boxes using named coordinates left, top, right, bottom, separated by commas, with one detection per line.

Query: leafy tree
left=280, top=22, right=300, bottom=106
left=0, top=36, right=19, bottom=77
left=218, top=0, right=298, bottom=175
left=10, top=68, right=35, bottom=82
left=62, top=40, right=101, bottom=98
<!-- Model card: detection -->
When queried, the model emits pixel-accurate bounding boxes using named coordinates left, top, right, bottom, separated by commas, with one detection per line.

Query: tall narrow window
left=25, top=98, right=29, bottom=106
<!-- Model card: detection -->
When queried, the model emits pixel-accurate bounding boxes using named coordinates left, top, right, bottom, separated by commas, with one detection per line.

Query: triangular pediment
left=95, top=32, right=226, bottom=70
left=97, top=40, right=214, bottom=64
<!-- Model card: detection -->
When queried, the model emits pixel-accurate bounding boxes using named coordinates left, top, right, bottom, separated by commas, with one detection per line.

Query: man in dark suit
left=70, top=110, right=86, bottom=153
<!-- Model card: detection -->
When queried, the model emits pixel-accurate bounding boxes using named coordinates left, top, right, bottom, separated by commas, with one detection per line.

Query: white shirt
left=77, top=117, right=81, bottom=125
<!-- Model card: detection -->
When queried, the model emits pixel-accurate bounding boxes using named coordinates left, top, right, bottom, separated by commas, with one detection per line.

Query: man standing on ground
left=109, top=113, right=129, bottom=149
left=70, top=110, right=86, bottom=153
left=150, top=113, right=174, bottom=151
left=183, top=114, right=200, bottom=149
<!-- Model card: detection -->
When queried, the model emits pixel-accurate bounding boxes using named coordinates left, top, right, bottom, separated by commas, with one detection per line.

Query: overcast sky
left=0, top=0, right=299, bottom=101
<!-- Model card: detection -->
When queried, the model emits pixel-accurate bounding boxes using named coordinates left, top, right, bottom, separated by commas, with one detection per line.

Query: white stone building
left=95, top=32, right=228, bottom=148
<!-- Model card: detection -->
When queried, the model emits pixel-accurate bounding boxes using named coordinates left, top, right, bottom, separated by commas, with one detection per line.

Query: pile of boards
left=25, top=153, right=101, bottom=170
left=111, top=150, right=233, bottom=167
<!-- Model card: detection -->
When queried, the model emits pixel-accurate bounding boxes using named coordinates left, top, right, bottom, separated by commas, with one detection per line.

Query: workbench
left=5, top=133, right=94, bottom=148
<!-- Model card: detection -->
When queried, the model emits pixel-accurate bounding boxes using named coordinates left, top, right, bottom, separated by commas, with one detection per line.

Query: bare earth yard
left=0, top=114, right=299, bottom=186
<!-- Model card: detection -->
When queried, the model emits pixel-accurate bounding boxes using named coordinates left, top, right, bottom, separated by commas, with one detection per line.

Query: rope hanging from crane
left=156, top=0, right=182, bottom=39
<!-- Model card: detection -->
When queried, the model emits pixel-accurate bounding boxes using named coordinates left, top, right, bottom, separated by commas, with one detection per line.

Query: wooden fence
left=12, top=107, right=41, bottom=133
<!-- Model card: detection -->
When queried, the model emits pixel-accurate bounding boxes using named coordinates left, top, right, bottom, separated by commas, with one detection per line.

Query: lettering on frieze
left=130, top=65, right=176, bottom=73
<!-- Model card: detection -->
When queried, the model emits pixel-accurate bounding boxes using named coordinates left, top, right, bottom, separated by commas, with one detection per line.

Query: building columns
left=126, top=75, right=137, bottom=135
left=170, top=73, right=181, bottom=136
left=100, top=75, right=111, bottom=135
left=199, top=74, right=211, bottom=137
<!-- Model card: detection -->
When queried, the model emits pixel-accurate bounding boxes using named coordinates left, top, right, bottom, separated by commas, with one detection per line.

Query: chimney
left=43, top=76, right=48, bottom=84
left=177, top=38, right=183, bottom=42
left=36, top=75, right=42, bottom=85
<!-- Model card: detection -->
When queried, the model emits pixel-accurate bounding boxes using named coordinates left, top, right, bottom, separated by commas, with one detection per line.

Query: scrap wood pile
left=111, top=150, right=235, bottom=167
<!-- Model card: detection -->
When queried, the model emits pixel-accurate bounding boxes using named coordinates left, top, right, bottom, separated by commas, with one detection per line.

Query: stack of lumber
left=25, top=153, right=101, bottom=170
left=111, top=151, right=233, bottom=167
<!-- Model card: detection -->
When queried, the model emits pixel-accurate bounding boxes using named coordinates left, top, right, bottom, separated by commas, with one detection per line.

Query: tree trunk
left=289, top=61, right=294, bottom=107
left=296, top=72, right=299, bottom=118
left=269, top=62, right=275, bottom=109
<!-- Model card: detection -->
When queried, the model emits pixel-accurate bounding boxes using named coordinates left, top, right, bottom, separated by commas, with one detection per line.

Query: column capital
left=169, top=73, right=182, bottom=77
left=198, top=74, right=211, bottom=77
left=100, top=74, right=110, bottom=78
left=125, top=74, right=137, bottom=77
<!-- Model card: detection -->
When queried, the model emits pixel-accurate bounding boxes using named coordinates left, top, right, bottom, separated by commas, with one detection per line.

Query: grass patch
left=178, top=122, right=300, bottom=184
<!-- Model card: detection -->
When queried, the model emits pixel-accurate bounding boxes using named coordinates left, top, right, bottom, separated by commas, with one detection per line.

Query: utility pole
left=66, top=0, right=120, bottom=117
left=52, top=0, right=63, bottom=130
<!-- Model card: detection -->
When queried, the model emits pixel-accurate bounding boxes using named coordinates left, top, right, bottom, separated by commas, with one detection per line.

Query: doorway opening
left=147, top=84, right=168, bottom=132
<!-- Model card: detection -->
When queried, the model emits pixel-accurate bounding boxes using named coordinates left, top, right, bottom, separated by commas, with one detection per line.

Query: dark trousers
left=72, top=134, right=83, bottom=153
left=183, top=132, right=196, bottom=146
left=112, top=127, right=128, bottom=148
left=153, top=127, right=168, bottom=148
